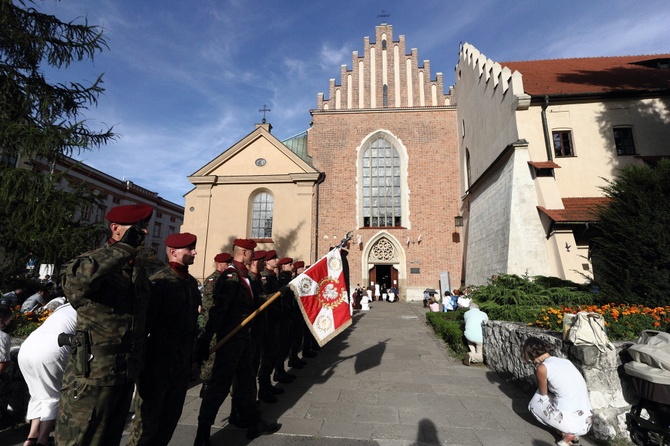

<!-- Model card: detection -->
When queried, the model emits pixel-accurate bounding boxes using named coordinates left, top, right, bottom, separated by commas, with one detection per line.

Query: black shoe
left=288, top=359, right=305, bottom=369
left=228, top=412, right=249, bottom=428
left=302, top=350, right=317, bottom=358
left=273, top=373, right=293, bottom=383
left=269, top=385, right=285, bottom=395
left=247, top=418, right=281, bottom=440
left=193, top=433, right=211, bottom=446
left=258, top=389, right=278, bottom=403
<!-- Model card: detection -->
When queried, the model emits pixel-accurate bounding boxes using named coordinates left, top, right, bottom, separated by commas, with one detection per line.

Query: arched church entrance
left=364, top=234, right=405, bottom=300
left=369, top=265, right=398, bottom=291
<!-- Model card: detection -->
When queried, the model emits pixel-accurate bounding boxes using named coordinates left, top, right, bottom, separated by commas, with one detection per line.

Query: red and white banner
left=289, top=248, right=352, bottom=347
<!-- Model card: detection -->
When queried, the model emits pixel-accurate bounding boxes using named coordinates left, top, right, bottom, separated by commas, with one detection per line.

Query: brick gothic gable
left=309, top=24, right=462, bottom=300
left=316, top=24, right=452, bottom=111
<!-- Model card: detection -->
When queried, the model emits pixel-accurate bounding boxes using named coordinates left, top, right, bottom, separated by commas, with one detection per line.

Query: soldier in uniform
left=274, top=257, right=297, bottom=381
left=193, top=239, right=280, bottom=445
left=54, top=203, right=153, bottom=446
left=198, top=252, right=232, bottom=388
left=258, top=250, right=288, bottom=399
left=288, top=261, right=308, bottom=369
left=128, top=232, right=201, bottom=446
left=229, top=249, right=266, bottom=425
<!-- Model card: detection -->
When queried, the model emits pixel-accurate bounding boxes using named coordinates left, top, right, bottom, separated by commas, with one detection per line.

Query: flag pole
left=198, top=230, right=353, bottom=364
left=207, top=289, right=283, bottom=354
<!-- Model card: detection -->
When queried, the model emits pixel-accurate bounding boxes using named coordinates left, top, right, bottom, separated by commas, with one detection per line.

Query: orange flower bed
left=534, top=304, right=670, bottom=341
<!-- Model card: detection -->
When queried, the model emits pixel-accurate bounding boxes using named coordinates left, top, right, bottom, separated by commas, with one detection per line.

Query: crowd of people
left=0, top=203, right=333, bottom=446
left=0, top=203, right=594, bottom=446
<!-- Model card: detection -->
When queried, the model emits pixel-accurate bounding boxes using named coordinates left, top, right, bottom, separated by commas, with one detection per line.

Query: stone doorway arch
left=362, top=232, right=406, bottom=300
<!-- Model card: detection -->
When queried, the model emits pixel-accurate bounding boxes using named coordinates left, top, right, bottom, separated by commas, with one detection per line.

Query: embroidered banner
left=289, top=248, right=351, bottom=347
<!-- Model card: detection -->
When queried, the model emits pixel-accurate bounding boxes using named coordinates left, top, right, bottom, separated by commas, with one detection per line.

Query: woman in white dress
left=18, top=303, right=76, bottom=446
left=522, top=337, right=592, bottom=446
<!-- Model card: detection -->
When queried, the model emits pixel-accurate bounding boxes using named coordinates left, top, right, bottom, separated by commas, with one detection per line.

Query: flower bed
left=6, top=306, right=54, bottom=337
left=534, top=304, right=670, bottom=341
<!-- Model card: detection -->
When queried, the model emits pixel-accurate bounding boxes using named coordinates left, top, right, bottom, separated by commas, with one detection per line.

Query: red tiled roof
left=537, top=197, right=611, bottom=223
left=501, top=55, right=670, bottom=96
left=528, top=161, right=561, bottom=169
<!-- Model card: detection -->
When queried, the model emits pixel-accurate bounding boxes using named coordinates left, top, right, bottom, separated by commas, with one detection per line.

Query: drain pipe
left=541, top=95, right=553, bottom=161
left=313, top=172, right=326, bottom=262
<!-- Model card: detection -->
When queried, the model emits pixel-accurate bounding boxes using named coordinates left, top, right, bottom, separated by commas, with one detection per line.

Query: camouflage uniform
left=196, top=262, right=258, bottom=431
left=198, top=269, right=220, bottom=383
left=55, top=240, right=150, bottom=446
left=127, top=264, right=200, bottom=446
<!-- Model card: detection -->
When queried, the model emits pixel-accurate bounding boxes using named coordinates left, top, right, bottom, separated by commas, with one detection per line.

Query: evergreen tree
left=0, top=0, right=113, bottom=276
left=591, top=159, right=670, bottom=307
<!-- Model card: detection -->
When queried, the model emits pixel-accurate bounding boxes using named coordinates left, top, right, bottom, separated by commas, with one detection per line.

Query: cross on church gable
left=259, top=104, right=271, bottom=123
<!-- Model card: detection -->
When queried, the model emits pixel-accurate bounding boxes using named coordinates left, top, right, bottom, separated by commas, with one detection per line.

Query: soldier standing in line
left=274, top=257, right=297, bottom=381
left=198, top=252, right=232, bottom=391
left=229, top=249, right=267, bottom=425
left=288, top=260, right=308, bottom=369
left=127, top=232, right=201, bottom=445
left=54, top=203, right=153, bottom=446
left=193, top=239, right=280, bottom=445
left=258, top=250, right=289, bottom=399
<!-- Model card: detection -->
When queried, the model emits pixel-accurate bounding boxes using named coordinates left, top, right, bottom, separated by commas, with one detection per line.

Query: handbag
left=566, top=311, right=614, bottom=352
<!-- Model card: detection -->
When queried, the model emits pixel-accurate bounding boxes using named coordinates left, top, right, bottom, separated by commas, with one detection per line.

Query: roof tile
left=501, top=55, right=670, bottom=96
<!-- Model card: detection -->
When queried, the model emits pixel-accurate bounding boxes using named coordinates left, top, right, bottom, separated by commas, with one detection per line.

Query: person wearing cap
left=128, top=233, right=200, bottom=446
left=229, top=248, right=269, bottom=419
left=198, top=252, right=232, bottom=388
left=258, top=250, right=288, bottom=394
left=194, top=239, right=280, bottom=444
left=55, top=203, right=154, bottom=446
left=274, top=257, right=298, bottom=381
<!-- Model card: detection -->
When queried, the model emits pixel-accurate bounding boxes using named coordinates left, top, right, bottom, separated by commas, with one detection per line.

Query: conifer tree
left=0, top=0, right=114, bottom=276
left=591, top=159, right=670, bottom=307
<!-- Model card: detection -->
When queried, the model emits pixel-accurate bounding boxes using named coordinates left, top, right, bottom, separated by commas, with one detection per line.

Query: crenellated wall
left=316, top=24, right=451, bottom=110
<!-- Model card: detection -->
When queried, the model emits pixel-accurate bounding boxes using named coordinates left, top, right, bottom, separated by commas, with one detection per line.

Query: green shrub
left=478, top=303, right=544, bottom=324
left=425, top=312, right=468, bottom=355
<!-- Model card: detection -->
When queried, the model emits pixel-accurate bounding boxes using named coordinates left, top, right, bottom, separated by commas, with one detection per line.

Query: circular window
left=255, top=158, right=267, bottom=167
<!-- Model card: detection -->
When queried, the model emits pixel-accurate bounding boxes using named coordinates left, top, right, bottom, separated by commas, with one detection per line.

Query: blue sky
left=37, top=0, right=670, bottom=205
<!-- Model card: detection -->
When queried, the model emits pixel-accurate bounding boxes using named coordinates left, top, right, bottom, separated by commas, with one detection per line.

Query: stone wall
left=482, top=320, right=636, bottom=442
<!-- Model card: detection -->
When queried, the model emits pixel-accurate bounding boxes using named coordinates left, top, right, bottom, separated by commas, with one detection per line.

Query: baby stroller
left=624, top=330, right=670, bottom=446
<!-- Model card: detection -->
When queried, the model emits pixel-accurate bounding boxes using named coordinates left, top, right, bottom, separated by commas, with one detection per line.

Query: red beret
left=214, top=252, right=232, bottom=263
left=265, top=250, right=277, bottom=261
left=165, top=232, right=197, bottom=248
left=106, top=204, right=153, bottom=225
left=253, top=250, right=267, bottom=261
left=278, top=257, right=293, bottom=266
left=233, top=238, right=257, bottom=250
left=293, top=260, right=305, bottom=269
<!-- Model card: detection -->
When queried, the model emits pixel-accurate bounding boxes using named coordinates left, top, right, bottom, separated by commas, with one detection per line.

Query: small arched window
left=251, top=192, right=273, bottom=238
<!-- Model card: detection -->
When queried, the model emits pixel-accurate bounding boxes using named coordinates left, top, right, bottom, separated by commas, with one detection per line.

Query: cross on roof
left=259, top=104, right=271, bottom=123
left=377, top=10, right=391, bottom=20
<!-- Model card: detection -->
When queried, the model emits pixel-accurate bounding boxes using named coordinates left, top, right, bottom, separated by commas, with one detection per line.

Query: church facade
left=183, top=24, right=463, bottom=301
left=182, top=23, right=670, bottom=299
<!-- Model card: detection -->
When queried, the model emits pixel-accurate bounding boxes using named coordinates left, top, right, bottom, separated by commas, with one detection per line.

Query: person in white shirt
left=18, top=303, right=77, bottom=446
left=0, top=305, right=13, bottom=375
left=522, top=337, right=592, bottom=446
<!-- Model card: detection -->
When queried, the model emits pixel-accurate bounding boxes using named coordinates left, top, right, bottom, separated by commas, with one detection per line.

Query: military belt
left=90, top=340, right=138, bottom=356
